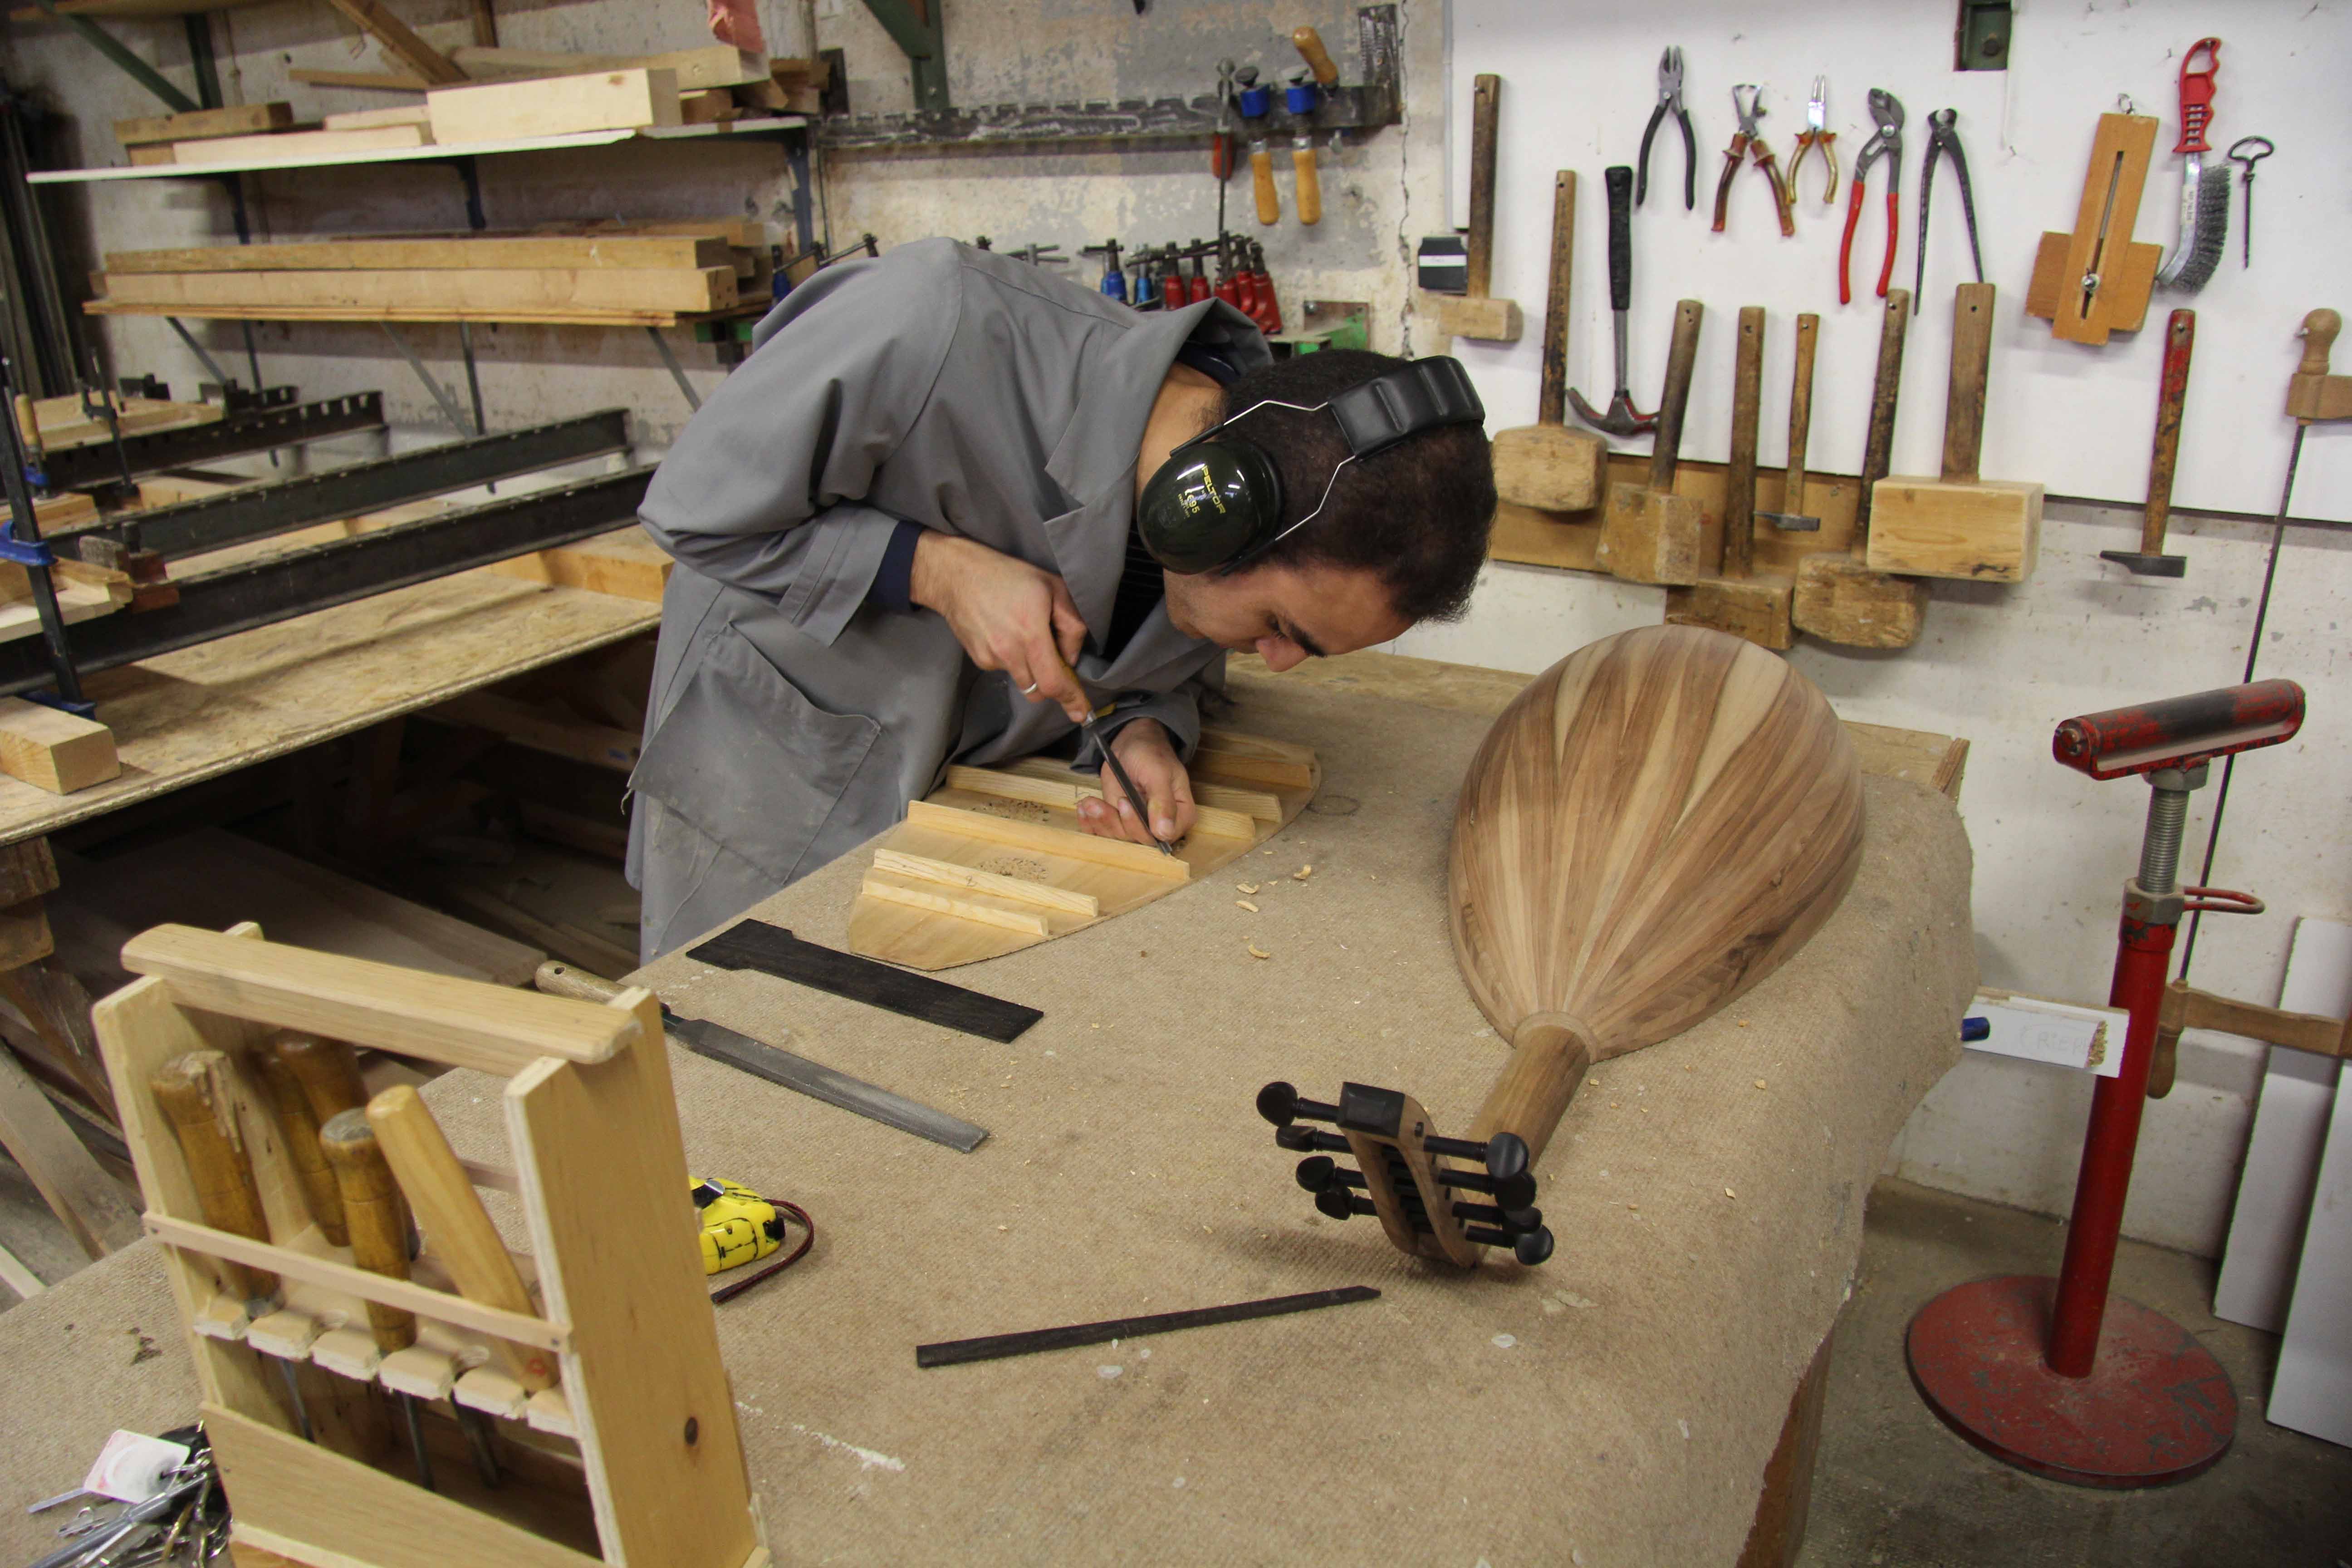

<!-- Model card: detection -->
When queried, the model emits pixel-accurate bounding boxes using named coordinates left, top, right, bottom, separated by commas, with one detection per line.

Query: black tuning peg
left=1257, top=1082, right=1342, bottom=1127
left=1294, top=1155, right=1334, bottom=1191
left=1313, top=1186, right=1357, bottom=1221
left=1464, top=1224, right=1555, bottom=1265
left=1275, top=1125, right=1349, bottom=1154
left=1451, top=1200, right=1544, bottom=1235
left=1484, top=1133, right=1530, bottom=1183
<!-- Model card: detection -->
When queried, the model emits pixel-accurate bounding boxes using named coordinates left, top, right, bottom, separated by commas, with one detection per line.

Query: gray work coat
left=627, top=238, right=1270, bottom=959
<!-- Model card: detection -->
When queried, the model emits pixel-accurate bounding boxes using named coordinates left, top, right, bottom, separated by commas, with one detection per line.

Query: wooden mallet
left=1490, top=171, right=1607, bottom=511
left=1596, top=299, right=1704, bottom=583
left=1867, top=282, right=2044, bottom=583
left=1793, top=289, right=1928, bottom=648
left=1430, top=75, right=1522, bottom=343
left=1668, top=306, right=1794, bottom=649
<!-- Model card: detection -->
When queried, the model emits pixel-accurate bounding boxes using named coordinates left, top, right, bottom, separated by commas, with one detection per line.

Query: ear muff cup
left=1136, top=437, right=1284, bottom=575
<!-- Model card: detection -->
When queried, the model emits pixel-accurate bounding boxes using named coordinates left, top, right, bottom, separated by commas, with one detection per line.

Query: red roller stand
left=1907, top=679, right=2305, bottom=1489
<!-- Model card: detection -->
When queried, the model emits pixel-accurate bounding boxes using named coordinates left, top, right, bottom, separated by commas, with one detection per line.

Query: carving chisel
left=535, top=961, right=990, bottom=1152
left=318, top=1109, right=438, bottom=1490
left=1048, top=650, right=1176, bottom=855
left=149, top=1052, right=314, bottom=1442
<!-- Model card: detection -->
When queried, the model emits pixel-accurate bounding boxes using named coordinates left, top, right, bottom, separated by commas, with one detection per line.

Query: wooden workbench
left=0, top=567, right=659, bottom=845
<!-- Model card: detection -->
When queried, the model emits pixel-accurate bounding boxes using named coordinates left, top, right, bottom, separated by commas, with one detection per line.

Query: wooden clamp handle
left=1940, top=283, right=1996, bottom=484
left=1536, top=170, right=1577, bottom=426
left=1465, top=74, right=1500, bottom=299
left=1725, top=306, right=1767, bottom=579
left=1466, top=1014, right=1592, bottom=1169
left=318, top=1108, right=416, bottom=1353
left=1647, top=299, right=1705, bottom=489
left=254, top=1048, right=347, bottom=1246
left=1291, top=25, right=1338, bottom=87
left=1251, top=145, right=1279, bottom=225
left=2299, top=308, right=2340, bottom=376
left=1784, top=312, right=1820, bottom=512
left=368, top=1083, right=556, bottom=1392
left=150, top=1051, right=277, bottom=1303
left=1854, top=288, right=1913, bottom=547
left=1292, top=144, right=1322, bottom=226
left=2140, top=310, right=2196, bottom=554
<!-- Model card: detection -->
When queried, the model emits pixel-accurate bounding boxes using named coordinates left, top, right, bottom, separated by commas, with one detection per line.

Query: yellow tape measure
left=690, top=1176, right=785, bottom=1276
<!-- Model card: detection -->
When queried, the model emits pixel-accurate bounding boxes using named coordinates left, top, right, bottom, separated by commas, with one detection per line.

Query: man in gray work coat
left=627, top=238, right=1494, bottom=960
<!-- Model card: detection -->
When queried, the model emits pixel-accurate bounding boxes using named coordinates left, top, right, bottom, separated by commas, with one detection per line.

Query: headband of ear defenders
left=1322, top=356, right=1486, bottom=456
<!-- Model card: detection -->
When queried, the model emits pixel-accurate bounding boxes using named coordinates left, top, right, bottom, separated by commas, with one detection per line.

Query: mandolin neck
left=1467, top=1014, right=1593, bottom=1167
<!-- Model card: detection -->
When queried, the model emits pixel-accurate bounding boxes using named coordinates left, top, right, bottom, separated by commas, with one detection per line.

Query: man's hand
left=1079, top=719, right=1196, bottom=848
left=909, top=532, right=1092, bottom=723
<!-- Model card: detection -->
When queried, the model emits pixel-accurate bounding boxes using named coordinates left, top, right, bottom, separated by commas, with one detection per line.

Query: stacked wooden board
left=87, top=223, right=770, bottom=327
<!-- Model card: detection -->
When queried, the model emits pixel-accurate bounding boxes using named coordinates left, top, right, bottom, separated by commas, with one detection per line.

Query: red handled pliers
left=1839, top=88, right=1903, bottom=305
left=1712, top=84, right=1794, bottom=238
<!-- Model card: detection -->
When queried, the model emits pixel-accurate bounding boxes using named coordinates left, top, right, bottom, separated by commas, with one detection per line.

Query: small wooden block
left=453, top=1365, right=530, bottom=1418
left=427, top=67, right=684, bottom=144
left=379, top=1345, right=459, bottom=1399
left=192, top=1293, right=254, bottom=1342
left=1665, top=574, right=1796, bottom=651
left=524, top=1385, right=577, bottom=1437
left=1491, top=425, right=1608, bottom=513
left=0, top=697, right=121, bottom=794
left=0, top=895, right=51, bottom=967
left=1595, top=483, right=1704, bottom=585
left=1792, top=556, right=1928, bottom=649
left=127, top=145, right=176, bottom=167
left=170, top=126, right=430, bottom=165
left=309, top=1323, right=386, bottom=1380
left=247, top=1309, right=324, bottom=1359
left=860, top=875, right=1051, bottom=938
left=320, top=104, right=435, bottom=132
left=678, top=88, right=739, bottom=125
left=1430, top=294, right=1523, bottom=343
left=1866, top=477, right=2044, bottom=582
left=1487, top=499, right=1602, bottom=573
left=116, top=102, right=294, bottom=147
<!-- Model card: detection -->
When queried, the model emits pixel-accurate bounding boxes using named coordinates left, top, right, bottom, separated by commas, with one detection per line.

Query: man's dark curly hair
left=1214, top=349, right=1496, bottom=624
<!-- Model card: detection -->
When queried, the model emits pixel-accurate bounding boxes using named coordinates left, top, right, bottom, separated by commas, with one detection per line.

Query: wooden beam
left=99, top=264, right=734, bottom=315
left=0, top=1040, right=142, bottom=1258
left=0, top=698, right=121, bottom=794
left=115, top=101, right=294, bottom=146
left=170, top=124, right=430, bottom=163
left=320, top=0, right=467, bottom=86
left=106, top=234, right=731, bottom=274
left=426, top=67, right=683, bottom=144
left=0, top=837, right=59, bottom=905
left=448, top=44, right=765, bottom=90
left=288, top=67, right=427, bottom=92
left=422, top=691, right=640, bottom=772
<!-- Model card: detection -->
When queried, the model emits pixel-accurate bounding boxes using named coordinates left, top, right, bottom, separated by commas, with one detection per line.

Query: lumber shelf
left=84, top=299, right=770, bottom=330
left=27, top=118, right=807, bottom=185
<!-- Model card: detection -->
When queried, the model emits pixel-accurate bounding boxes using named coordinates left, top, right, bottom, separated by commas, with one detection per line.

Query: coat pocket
left=629, top=624, right=881, bottom=887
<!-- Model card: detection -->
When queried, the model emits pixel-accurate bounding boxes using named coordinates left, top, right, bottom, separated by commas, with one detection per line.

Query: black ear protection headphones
left=1134, top=357, right=1485, bottom=575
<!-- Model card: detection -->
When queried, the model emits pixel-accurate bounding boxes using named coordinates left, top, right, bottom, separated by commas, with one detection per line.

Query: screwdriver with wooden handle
left=1044, top=649, right=1176, bottom=855
left=318, top=1108, right=437, bottom=1491
left=149, top=1051, right=314, bottom=1442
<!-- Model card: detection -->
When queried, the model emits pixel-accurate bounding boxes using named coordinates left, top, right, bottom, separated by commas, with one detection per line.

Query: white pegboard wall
left=1443, top=0, right=2350, bottom=523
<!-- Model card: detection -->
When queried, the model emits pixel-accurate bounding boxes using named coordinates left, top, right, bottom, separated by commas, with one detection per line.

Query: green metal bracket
left=1955, top=0, right=2012, bottom=71
left=29, top=0, right=196, bottom=113
left=858, top=0, right=948, bottom=112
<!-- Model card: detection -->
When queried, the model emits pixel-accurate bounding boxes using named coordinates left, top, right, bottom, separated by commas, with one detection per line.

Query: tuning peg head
left=1493, top=1171, right=1538, bottom=1210
left=1501, top=1205, right=1543, bottom=1234
left=1257, top=1081, right=1300, bottom=1126
left=1485, top=1132, right=1530, bottom=1183
left=1514, top=1227, right=1555, bottom=1266
left=1294, top=1155, right=1336, bottom=1192
left=1314, top=1186, right=1355, bottom=1221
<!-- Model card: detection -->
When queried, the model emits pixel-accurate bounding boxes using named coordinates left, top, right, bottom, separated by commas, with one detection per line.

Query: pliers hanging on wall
left=1787, top=75, right=1838, bottom=206
left=1637, top=45, right=1696, bottom=210
left=1839, top=88, right=1904, bottom=305
left=1915, top=108, right=1984, bottom=299
left=1711, top=83, right=1793, bottom=238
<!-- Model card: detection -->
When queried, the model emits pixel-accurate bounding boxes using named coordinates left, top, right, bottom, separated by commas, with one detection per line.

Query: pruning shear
left=1711, top=83, right=1794, bottom=238
left=1839, top=88, right=1904, bottom=305
left=1788, top=74, right=1838, bottom=206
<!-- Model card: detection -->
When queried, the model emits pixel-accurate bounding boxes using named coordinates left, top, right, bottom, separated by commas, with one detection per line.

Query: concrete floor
left=1798, top=1179, right=2352, bottom=1568
left=6, top=1165, right=2349, bottom=1563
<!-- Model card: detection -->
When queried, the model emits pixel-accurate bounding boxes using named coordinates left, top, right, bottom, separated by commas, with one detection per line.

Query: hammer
left=1568, top=166, right=1656, bottom=437
left=1758, top=312, right=1823, bottom=531
left=2101, top=310, right=2195, bottom=577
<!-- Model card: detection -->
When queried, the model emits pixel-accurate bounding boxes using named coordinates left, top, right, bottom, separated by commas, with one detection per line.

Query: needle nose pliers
left=1637, top=45, right=1696, bottom=211
left=1788, top=75, right=1838, bottom=206
left=1840, top=88, right=1904, bottom=305
left=1712, top=83, right=1793, bottom=238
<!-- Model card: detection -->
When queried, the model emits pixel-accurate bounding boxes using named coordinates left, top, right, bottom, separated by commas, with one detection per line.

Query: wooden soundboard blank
left=848, top=728, right=1320, bottom=970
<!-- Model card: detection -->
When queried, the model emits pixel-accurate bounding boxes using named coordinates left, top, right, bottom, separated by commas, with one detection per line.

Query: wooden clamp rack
left=849, top=728, right=1319, bottom=970
left=94, top=921, right=766, bottom=1568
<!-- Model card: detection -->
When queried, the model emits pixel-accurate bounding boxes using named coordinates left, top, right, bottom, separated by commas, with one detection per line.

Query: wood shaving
left=1247, top=943, right=1271, bottom=960
left=1725, top=1188, right=1737, bottom=1199
left=1235, top=899, right=1259, bottom=912
left=1236, top=882, right=1259, bottom=894
left=1753, top=1079, right=1768, bottom=1089
left=1291, top=864, right=1314, bottom=880
left=1627, top=1203, right=1639, bottom=1212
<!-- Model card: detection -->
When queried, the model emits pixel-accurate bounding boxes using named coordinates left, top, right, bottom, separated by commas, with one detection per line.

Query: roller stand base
left=1906, top=1274, right=2235, bottom=1490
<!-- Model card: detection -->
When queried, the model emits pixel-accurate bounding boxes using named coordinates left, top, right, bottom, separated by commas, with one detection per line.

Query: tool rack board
left=1442, top=0, right=2349, bottom=523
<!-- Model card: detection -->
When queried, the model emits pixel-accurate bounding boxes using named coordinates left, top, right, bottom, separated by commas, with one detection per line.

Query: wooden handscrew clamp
left=1490, top=171, right=1607, bottom=511
left=1793, top=288, right=1929, bottom=648
left=1596, top=300, right=1705, bottom=583
left=1430, top=75, right=1523, bottom=343
left=2286, top=308, right=2351, bottom=421
left=1868, top=282, right=2043, bottom=582
left=1668, top=306, right=1795, bottom=648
